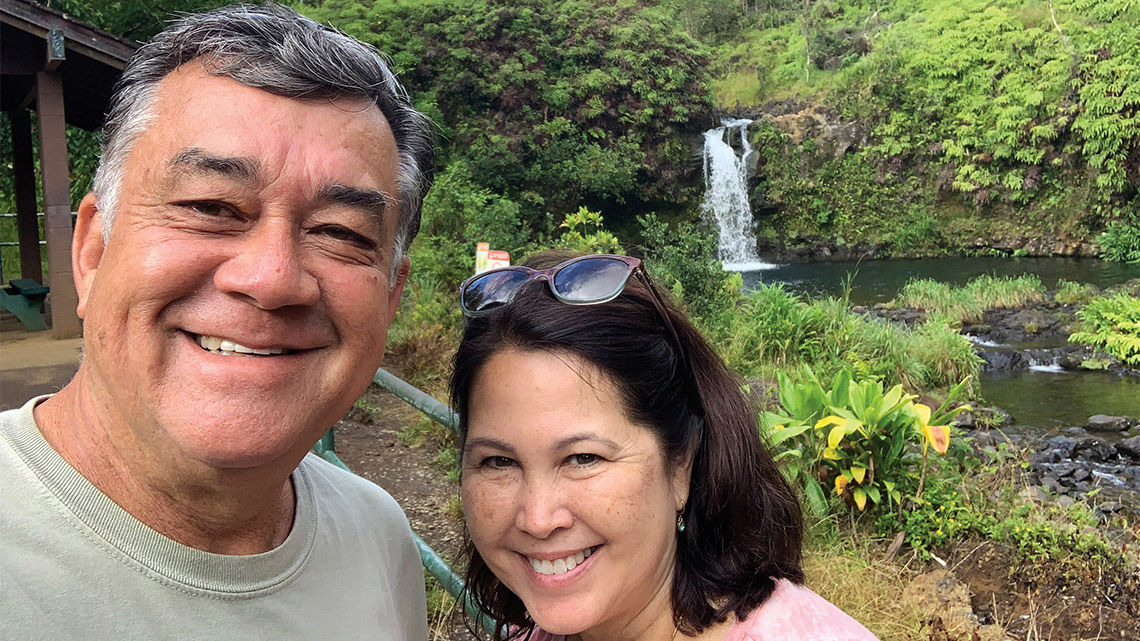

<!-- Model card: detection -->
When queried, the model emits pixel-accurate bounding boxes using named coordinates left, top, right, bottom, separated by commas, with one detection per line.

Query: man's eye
left=314, top=225, right=376, bottom=249
left=567, top=453, right=600, bottom=467
left=177, top=200, right=234, bottom=217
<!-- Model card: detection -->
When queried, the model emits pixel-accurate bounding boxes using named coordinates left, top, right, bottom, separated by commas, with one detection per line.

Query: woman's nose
left=514, top=477, right=574, bottom=539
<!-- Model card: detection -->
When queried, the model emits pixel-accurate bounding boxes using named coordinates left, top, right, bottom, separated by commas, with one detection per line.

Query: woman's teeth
left=197, top=334, right=287, bottom=356
left=529, top=547, right=595, bottom=575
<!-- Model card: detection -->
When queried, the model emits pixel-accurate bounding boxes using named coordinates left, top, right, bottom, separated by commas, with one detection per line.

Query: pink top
left=522, top=580, right=878, bottom=641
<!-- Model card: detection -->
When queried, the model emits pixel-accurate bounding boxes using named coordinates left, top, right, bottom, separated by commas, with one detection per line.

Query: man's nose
left=213, top=220, right=320, bottom=309
left=514, top=477, right=574, bottom=539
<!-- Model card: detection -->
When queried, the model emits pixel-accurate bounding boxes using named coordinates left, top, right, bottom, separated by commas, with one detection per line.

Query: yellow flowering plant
left=762, top=369, right=971, bottom=514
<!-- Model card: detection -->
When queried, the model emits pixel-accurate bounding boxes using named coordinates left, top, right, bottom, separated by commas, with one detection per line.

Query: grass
left=804, top=529, right=931, bottom=640
left=712, top=283, right=981, bottom=393
left=425, top=573, right=460, bottom=641
left=1054, top=279, right=1099, bottom=304
left=893, top=275, right=1047, bottom=324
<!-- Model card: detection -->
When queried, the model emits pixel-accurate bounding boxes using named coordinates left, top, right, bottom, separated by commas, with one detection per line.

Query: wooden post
left=36, top=70, right=82, bottom=338
left=9, top=109, right=44, bottom=284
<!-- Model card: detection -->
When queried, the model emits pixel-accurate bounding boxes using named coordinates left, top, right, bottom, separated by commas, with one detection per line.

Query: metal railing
left=315, top=367, right=491, bottom=632
left=0, top=212, right=48, bottom=283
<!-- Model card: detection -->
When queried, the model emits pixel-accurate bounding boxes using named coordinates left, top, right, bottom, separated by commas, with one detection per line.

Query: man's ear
left=385, top=256, right=411, bottom=326
left=73, top=193, right=105, bottom=319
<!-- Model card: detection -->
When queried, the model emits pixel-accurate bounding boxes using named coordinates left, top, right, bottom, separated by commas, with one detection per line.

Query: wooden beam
left=8, top=109, right=43, bottom=284
left=35, top=70, right=82, bottom=338
left=1, top=0, right=135, bottom=70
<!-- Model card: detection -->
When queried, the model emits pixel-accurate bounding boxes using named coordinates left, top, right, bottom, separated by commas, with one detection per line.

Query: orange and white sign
left=486, top=250, right=510, bottom=271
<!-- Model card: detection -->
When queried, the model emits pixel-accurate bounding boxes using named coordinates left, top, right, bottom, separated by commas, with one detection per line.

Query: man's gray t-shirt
left=0, top=397, right=429, bottom=640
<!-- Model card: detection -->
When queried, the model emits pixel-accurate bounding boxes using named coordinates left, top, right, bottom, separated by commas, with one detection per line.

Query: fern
left=1069, top=293, right=1140, bottom=367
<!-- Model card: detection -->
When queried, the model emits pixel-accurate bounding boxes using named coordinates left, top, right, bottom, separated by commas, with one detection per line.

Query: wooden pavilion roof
left=1, top=0, right=137, bottom=130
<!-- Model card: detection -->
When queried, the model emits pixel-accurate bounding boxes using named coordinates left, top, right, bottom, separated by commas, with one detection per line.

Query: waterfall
left=701, top=119, right=776, bottom=271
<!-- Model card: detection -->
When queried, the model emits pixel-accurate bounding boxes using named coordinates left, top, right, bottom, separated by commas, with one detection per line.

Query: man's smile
left=193, top=333, right=296, bottom=356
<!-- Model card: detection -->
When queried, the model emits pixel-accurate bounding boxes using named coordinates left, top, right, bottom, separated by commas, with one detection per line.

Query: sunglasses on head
left=458, top=254, right=685, bottom=359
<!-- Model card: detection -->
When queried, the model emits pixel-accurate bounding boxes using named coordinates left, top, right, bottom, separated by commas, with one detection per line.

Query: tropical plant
left=555, top=208, right=622, bottom=255
left=1099, top=221, right=1140, bottom=263
left=761, top=369, right=971, bottom=516
left=1069, top=293, right=1140, bottom=367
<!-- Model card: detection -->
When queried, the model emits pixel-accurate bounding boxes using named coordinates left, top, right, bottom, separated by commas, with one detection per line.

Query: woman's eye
left=482, top=456, right=516, bottom=469
left=567, top=453, right=600, bottom=466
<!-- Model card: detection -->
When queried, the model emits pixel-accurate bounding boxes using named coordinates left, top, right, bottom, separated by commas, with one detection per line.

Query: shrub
left=637, top=213, right=740, bottom=322
left=1069, top=293, right=1140, bottom=367
left=1099, top=221, right=1140, bottom=263
left=305, top=0, right=716, bottom=227
left=761, top=368, right=971, bottom=516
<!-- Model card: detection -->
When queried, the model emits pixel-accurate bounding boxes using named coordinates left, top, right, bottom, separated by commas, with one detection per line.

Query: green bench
left=0, top=278, right=49, bottom=331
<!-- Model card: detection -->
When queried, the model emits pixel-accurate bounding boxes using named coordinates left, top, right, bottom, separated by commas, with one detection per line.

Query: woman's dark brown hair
left=450, top=250, right=804, bottom=640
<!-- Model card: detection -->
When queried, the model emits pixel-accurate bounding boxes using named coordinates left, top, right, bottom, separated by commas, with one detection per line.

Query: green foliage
left=1054, top=279, right=1099, bottom=304
left=890, top=479, right=977, bottom=555
left=555, top=208, right=622, bottom=254
left=1099, top=221, right=1140, bottom=263
left=870, top=441, right=1122, bottom=567
left=37, top=0, right=232, bottom=40
left=761, top=368, right=970, bottom=515
left=1069, top=292, right=1140, bottom=367
left=894, top=275, right=1047, bottom=324
left=715, top=283, right=981, bottom=390
left=304, top=0, right=715, bottom=227
left=636, top=213, right=739, bottom=320
left=709, top=0, right=1140, bottom=252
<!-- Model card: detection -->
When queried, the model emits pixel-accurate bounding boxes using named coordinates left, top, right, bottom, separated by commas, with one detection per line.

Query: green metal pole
left=372, top=368, right=459, bottom=433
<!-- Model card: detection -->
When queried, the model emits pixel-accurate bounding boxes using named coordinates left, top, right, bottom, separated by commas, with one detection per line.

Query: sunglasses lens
left=462, top=269, right=533, bottom=313
left=552, top=257, right=632, bottom=303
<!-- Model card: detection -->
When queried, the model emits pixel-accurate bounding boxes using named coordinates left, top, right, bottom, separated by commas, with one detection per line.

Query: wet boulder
left=1085, top=414, right=1136, bottom=433
left=979, top=350, right=1029, bottom=371
left=1072, top=436, right=1117, bottom=463
left=1118, top=435, right=1140, bottom=461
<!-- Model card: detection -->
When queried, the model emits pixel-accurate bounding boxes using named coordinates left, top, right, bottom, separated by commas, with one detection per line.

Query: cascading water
left=701, top=119, right=776, bottom=271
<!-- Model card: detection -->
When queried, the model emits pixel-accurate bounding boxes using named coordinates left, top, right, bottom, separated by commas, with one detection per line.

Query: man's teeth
left=197, top=335, right=286, bottom=356
left=529, top=547, right=595, bottom=576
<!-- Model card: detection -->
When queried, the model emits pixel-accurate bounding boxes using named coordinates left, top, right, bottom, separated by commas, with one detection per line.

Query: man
left=0, top=4, right=435, bottom=639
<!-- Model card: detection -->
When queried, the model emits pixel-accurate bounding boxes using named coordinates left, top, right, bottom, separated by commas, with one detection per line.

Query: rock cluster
left=1023, top=416, right=1140, bottom=519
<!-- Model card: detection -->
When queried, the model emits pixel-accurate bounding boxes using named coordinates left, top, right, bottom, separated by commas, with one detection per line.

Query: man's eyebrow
left=317, top=184, right=396, bottom=218
left=168, top=148, right=260, bottom=181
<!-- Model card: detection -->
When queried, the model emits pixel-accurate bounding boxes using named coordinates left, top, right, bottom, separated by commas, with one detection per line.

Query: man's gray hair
left=92, top=3, right=435, bottom=269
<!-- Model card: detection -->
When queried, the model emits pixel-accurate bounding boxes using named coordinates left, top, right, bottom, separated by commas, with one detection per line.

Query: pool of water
left=980, top=369, right=1140, bottom=433
left=740, top=257, right=1140, bottom=306
left=737, top=257, right=1140, bottom=429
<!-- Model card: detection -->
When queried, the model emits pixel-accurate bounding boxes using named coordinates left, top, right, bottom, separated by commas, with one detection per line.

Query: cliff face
left=702, top=0, right=1140, bottom=260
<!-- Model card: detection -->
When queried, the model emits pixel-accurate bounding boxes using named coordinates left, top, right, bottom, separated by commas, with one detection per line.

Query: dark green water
left=739, top=257, right=1140, bottom=428
left=980, top=370, right=1140, bottom=431
left=740, top=257, right=1140, bottom=306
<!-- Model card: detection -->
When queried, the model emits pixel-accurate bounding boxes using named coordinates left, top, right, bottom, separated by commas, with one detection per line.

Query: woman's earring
left=676, top=510, right=686, bottom=533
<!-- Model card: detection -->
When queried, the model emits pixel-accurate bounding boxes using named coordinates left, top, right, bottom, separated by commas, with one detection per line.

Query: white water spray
left=701, top=119, right=776, bottom=271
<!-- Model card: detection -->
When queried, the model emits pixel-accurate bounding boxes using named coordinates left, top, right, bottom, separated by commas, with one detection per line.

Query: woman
left=451, top=251, right=877, bottom=641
